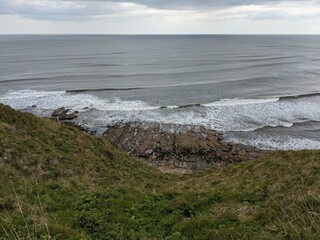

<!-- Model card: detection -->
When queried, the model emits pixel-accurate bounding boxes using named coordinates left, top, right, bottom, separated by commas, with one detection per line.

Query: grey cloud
left=0, top=0, right=121, bottom=20
left=69, top=0, right=313, bottom=9
left=72, top=0, right=264, bottom=8
left=0, top=0, right=319, bottom=21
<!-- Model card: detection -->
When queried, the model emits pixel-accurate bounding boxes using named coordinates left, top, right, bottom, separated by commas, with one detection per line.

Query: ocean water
left=0, top=35, right=320, bottom=150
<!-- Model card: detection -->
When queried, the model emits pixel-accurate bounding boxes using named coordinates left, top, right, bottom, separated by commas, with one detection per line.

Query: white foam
left=166, top=105, right=179, bottom=109
left=226, top=134, right=320, bottom=150
left=0, top=89, right=158, bottom=111
left=233, top=122, right=294, bottom=132
left=1, top=89, right=320, bottom=150
left=0, top=89, right=64, bottom=99
left=203, top=97, right=279, bottom=107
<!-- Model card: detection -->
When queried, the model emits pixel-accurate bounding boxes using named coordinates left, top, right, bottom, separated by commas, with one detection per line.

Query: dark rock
left=103, top=122, right=266, bottom=173
left=51, top=107, right=66, bottom=117
left=90, top=130, right=97, bottom=135
left=59, top=111, right=78, bottom=120
left=51, top=107, right=78, bottom=121
left=31, top=105, right=37, bottom=108
left=179, top=103, right=201, bottom=109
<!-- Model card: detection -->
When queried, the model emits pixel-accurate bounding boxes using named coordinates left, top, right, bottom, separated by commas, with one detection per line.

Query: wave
left=279, top=92, right=320, bottom=100
left=1, top=56, right=108, bottom=64
left=200, top=92, right=320, bottom=107
left=227, top=119, right=320, bottom=133
left=67, top=87, right=145, bottom=93
left=310, top=58, right=320, bottom=62
left=225, top=134, right=320, bottom=150
left=230, top=122, right=295, bottom=133
left=154, top=98, right=280, bottom=109
left=203, top=98, right=279, bottom=107
left=0, top=89, right=159, bottom=111
left=257, top=45, right=277, bottom=48
left=1, top=89, right=320, bottom=133
left=239, top=55, right=297, bottom=62
left=0, top=72, right=165, bottom=83
left=109, top=52, right=127, bottom=55
left=251, top=119, right=320, bottom=133
left=74, top=63, right=122, bottom=67
left=0, top=89, right=65, bottom=99
left=250, top=61, right=299, bottom=68
left=0, top=77, right=48, bottom=84
left=178, top=103, right=202, bottom=109
left=2, top=89, right=320, bottom=110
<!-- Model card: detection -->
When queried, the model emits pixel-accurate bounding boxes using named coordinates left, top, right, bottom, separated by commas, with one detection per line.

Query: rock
left=31, top=105, right=37, bottom=108
left=51, top=107, right=78, bottom=121
left=51, top=107, right=66, bottom=117
left=90, top=130, right=97, bottom=135
left=179, top=103, right=201, bottom=109
left=59, top=111, right=78, bottom=120
left=103, top=122, right=266, bottom=173
left=145, top=149, right=154, bottom=155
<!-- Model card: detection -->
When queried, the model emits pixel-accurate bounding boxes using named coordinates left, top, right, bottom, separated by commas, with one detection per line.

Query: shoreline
left=1, top=101, right=319, bottom=239
left=48, top=107, right=268, bottom=173
left=103, top=122, right=267, bottom=173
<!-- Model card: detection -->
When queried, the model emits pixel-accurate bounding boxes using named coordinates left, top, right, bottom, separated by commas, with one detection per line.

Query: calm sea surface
left=1, top=35, right=320, bottom=149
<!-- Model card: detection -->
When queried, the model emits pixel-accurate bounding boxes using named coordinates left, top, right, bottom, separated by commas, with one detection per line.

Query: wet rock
left=51, top=107, right=78, bottom=121
left=179, top=103, right=201, bottom=109
left=52, top=107, right=66, bottom=117
left=103, top=122, right=266, bottom=173
left=59, top=111, right=78, bottom=120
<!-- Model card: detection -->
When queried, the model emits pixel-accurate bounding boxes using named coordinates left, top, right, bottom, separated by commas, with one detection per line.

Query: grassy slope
left=0, top=103, right=319, bottom=240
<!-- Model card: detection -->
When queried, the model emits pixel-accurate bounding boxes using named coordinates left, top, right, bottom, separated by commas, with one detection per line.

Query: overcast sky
left=0, top=0, right=319, bottom=34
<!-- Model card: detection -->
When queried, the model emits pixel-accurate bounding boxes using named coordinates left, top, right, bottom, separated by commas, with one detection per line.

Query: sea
left=0, top=35, right=319, bottom=150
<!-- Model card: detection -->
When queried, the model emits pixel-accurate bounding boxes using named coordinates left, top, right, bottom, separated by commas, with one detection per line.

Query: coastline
left=53, top=105, right=267, bottom=173
left=103, top=122, right=266, bottom=173
left=1, top=103, right=319, bottom=239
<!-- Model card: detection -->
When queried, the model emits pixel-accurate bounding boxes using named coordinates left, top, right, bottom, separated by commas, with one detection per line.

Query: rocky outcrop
left=47, top=107, right=266, bottom=173
left=51, top=107, right=78, bottom=121
left=104, top=123, right=266, bottom=173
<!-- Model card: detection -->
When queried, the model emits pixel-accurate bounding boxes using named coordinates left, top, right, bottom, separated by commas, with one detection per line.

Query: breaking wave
left=1, top=89, right=320, bottom=150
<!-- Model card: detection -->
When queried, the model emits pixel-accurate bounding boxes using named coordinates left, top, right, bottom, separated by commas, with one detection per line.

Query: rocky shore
left=49, top=107, right=266, bottom=173
left=103, top=123, right=266, bottom=173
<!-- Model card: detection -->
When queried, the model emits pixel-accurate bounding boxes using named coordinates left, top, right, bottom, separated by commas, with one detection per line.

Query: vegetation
left=0, top=103, right=319, bottom=239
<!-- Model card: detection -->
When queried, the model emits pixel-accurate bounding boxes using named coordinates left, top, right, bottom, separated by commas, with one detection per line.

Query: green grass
left=0, top=103, right=319, bottom=239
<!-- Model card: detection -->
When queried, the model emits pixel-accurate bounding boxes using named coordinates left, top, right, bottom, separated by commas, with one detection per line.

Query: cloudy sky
left=0, top=0, right=319, bottom=34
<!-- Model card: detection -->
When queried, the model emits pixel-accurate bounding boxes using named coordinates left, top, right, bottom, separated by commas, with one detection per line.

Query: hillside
left=0, top=103, right=319, bottom=239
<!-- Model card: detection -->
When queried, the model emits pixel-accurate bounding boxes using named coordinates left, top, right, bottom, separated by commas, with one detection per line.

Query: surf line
left=279, top=92, right=320, bottom=100
left=67, top=87, right=146, bottom=93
